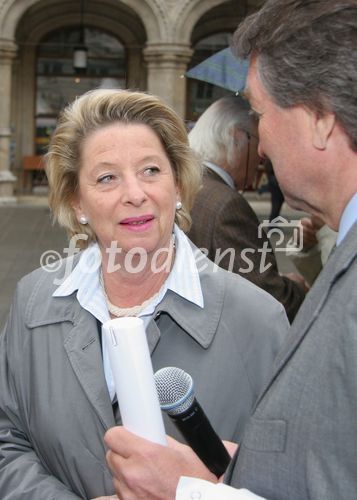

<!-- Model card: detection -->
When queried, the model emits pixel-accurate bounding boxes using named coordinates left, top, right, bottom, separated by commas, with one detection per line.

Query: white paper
left=102, top=317, right=167, bottom=445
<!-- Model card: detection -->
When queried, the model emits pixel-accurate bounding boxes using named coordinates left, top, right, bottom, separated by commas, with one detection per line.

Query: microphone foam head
left=154, top=367, right=194, bottom=416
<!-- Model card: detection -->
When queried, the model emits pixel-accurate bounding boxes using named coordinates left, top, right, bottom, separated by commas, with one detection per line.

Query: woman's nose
left=121, top=177, right=147, bottom=206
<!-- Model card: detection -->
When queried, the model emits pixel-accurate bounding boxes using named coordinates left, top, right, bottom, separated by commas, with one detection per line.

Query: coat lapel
left=63, top=310, right=115, bottom=430
left=25, top=282, right=115, bottom=431
left=254, top=223, right=357, bottom=407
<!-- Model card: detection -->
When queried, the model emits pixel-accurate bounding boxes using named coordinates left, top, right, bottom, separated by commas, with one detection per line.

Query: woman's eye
left=97, top=174, right=115, bottom=184
left=143, top=166, right=160, bottom=176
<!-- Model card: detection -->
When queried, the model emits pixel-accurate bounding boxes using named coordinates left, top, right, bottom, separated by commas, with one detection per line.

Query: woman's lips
left=120, top=215, right=155, bottom=231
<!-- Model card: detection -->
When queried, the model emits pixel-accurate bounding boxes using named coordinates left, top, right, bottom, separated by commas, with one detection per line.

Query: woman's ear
left=70, top=195, right=83, bottom=222
left=311, top=111, right=336, bottom=150
left=175, top=183, right=182, bottom=203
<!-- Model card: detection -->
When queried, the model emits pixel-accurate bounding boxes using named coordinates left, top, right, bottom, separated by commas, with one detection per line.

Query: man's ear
left=311, top=111, right=336, bottom=150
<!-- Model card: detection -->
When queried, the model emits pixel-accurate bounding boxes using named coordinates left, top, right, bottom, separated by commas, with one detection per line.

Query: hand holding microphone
left=154, top=366, right=231, bottom=477
left=102, top=318, right=229, bottom=477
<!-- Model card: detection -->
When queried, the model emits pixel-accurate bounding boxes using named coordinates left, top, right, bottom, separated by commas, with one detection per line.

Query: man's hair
left=188, top=95, right=256, bottom=168
left=233, top=0, right=357, bottom=151
left=46, top=89, right=202, bottom=247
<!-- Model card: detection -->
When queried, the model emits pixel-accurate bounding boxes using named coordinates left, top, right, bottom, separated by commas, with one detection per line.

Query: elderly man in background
left=104, top=1, right=357, bottom=499
left=188, top=95, right=306, bottom=322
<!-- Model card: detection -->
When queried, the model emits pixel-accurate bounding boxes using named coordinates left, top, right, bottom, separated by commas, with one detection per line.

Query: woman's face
left=72, top=123, right=181, bottom=260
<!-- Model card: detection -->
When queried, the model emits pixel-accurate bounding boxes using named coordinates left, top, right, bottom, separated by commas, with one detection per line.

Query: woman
left=0, top=89, right=289, bottom=499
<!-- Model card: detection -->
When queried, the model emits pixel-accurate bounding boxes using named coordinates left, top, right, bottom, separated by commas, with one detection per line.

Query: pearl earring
left=176, top=201, right=182, bottom=210
left=79, top=215, right=88, bottom=225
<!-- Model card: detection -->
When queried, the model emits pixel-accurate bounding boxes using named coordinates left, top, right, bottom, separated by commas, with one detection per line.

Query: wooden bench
left=22, top=155, right=45, bottom=191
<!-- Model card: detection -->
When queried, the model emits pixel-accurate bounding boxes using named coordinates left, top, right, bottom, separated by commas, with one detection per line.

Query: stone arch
left=0, top=0, right=160, bottom=41
left=16, top=12, right=145, bottom=50
left=174, top=0, right=230, bottom=43
left=0, top=0, right=38, bottom=38
left=174, top=0, right=263, bottom=45
left=115, top=0, right=164, bottom=40
left=13, top=1, right=146, bottom=45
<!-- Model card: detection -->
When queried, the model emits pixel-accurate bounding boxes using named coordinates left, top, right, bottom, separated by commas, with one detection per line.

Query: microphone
left=154, top=367, right=231, bottom=477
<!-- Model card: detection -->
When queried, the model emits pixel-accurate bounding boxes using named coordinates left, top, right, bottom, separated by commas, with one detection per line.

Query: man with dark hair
left=103, top=1, right=357, bottom=498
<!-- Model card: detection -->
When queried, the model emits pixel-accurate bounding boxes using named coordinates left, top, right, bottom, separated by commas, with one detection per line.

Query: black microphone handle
left=170, top=398, right=231, bottom=478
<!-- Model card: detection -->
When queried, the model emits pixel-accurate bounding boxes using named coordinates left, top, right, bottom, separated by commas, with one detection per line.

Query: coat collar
left=203, top=161, right=235, bottom=189
left=154, top=248, right=226, bottom=349
left=24, top=242, right=226, bottom=349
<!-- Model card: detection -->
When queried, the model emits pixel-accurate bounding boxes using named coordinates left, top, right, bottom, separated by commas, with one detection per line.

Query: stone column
left=0, top=41, right=18, bottom=203
left=126, top=46, right=146, bottom=90
left=143, top=43, right=193, bottom=117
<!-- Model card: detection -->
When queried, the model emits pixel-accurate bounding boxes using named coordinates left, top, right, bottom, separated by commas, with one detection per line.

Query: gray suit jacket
left=0, top=245, right=288, bottom=499
left=227, top=222, right=357, bottom=499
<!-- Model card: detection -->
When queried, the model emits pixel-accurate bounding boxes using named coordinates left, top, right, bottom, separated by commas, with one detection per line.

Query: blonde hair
left=46, top=89, right=202, bottom=247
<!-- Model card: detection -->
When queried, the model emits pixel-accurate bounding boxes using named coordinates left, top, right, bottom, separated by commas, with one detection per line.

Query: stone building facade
left=0, top=0, right=263, bottom=201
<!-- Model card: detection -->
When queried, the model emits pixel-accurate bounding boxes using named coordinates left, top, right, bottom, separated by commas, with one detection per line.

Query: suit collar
left=204, top=161, right=235, bottom=189
left=336, top=192, right=357, bottom=245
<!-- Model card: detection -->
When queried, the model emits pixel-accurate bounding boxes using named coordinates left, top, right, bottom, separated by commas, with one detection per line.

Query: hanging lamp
left=73, top=0, right=87, bottom=74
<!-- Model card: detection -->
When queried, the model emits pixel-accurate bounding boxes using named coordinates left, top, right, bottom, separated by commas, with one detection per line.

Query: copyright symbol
left=40, top=250, right=62, bottom=273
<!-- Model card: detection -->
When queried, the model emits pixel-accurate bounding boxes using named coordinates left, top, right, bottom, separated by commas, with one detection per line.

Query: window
left=35, top=27, right=126, bottom=154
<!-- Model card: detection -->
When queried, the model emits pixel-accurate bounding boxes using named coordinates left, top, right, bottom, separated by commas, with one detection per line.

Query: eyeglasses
left=242, top=130, right=259, bottom=191
left=234, top=130, right=258, bottom=146
left=245, top=131, right=259, bottom=141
